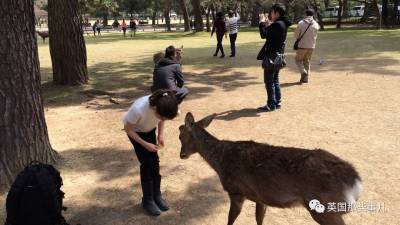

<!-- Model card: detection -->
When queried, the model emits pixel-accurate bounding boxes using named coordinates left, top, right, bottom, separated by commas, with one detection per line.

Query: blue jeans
left=263, top=69, right=281, bottom=108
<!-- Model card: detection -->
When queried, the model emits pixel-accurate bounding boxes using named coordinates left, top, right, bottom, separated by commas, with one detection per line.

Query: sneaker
left=257, top=105, right=275, bottom=112
left=213, top=53, right=217, bottom=57
left=229, top=55, right=235, bottom=57
left=220, top=54, right=225, bottom=58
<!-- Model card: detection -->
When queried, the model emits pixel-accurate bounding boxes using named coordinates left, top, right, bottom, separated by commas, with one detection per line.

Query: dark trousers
left=128, top=129, right=160, bottom=182
left=229, top=33, right=237, bottom=56
left=215, top=34, right=225, bottom=55
left=175, top=87, right=189, bottom=104
left=264, top=68, right=281, bottom=108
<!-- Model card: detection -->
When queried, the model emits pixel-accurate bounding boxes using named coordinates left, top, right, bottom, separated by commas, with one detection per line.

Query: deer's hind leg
left=227, top=193, right=245, bottom=225
left=255, top=202, right=266, bottom=225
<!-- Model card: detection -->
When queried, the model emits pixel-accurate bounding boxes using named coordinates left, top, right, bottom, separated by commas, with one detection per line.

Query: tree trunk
left=315, top=10, right=325, bottom=31
left=211, top=3, right=216, bottom=21
left=206, top=7, right=211, bottom=32
left=192, top=0, right=204, bottom=31
left=373, top=0, right=382, bottom=29
left=152, top=11, right=156, bottom=25
left=0, top=0, right=57, bottom=189
left=164, top=0, right=172, bottom=31
left=382, top=0, right=389, bottom=27
left=240, top=3, right=247, bottom=22
left=164, top=10, right=171, bottom=31
left=324, top=0, right=330, bottom=9
left=310, top=0, right=325, bottom=31
left=394, top=0, right=399, bottom=25
left=342, top=0, right=348, bottom=18
left=179, top=0, right=190, bottom=31
left=336, top=0, right=343, bottom=28
left=48, top=0, right=88, bottom=85
left=103, top=14, right=108, bottom=26
left=243, top=1, right=251, bottom=23
left=251, top=2, right=261, bottom=27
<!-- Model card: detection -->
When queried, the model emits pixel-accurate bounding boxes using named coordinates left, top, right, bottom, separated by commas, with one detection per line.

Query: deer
left=36, top=30, right=49, bottom=43
left=178, top=112, right=362, bottom=225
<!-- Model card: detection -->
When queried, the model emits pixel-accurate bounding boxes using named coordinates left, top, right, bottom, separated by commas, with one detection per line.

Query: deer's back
left=216, top=140, right=360, bottom=207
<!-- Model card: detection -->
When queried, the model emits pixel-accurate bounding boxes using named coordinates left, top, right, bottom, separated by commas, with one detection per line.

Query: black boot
left=141, top=180, right=161, bottom=216
left=153, top=176, right=169, bottom=211
left=300, top=73, right=308, bottom=83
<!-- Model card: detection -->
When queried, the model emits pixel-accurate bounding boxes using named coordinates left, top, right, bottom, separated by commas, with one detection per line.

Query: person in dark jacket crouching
left=258, top=4, right=291, bottom=111
left=151, top=46, right=189, bottom=104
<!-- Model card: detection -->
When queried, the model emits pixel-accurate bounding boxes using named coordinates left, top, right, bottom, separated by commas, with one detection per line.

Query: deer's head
left=179, top=112, right=216, bottom=159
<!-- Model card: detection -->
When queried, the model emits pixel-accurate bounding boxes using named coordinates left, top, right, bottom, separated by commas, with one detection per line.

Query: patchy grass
left=38, top=28, right=399, bottom=105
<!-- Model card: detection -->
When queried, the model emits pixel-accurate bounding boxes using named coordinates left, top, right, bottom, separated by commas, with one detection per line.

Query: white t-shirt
left=226, top=15, right=240, bottom=34
left=123, top=95, right=160, bottom=133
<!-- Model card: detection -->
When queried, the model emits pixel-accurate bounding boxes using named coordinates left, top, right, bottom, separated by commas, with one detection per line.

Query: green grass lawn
left=37, top=27, right=400, bottom=105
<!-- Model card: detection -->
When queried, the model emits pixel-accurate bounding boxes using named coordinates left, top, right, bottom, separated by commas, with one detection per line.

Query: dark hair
left=153, top=52, right=164, bottom=64
left=165, top=45, right=176, bottom=59
left=306, top=9, right=314, bottom=16
left=271, top=3, right=286, bottom=16
left=149, top=90, right=178, bottom=120
left=228, top=10, right=234, bottom=17
left=216, top=12, right=224, bottom=19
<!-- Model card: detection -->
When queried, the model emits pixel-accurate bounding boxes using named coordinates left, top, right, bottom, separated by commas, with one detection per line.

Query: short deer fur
left=179, top=113, right=362, bottom=225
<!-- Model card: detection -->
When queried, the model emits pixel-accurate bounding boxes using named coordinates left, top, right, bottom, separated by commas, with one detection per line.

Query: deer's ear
left=185, top=112, right=195, bottom=127
left=197, top=113, right=217, bottom=128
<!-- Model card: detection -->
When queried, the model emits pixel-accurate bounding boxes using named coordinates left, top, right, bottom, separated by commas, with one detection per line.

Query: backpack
left=5, top=161, right=68, bottom=225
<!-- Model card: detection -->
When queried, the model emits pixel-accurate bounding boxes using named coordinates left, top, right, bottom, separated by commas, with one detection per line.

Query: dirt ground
left=1, top=30, right=399, bottom=225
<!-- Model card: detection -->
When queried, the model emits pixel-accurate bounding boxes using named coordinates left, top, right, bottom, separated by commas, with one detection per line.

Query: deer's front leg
left=227, top=193, right=245, bottom=225
left=256, top=202, right=266, bottom=225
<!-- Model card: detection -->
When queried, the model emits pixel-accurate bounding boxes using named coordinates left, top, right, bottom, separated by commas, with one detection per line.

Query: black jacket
left=259, top=16, right=292, bottom=57
left=151, top=57, right=184, bottom=92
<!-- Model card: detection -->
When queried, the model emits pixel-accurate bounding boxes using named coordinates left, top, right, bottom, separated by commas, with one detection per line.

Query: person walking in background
left=294, top=9, right=320, bottom=83
left=92, top=20, right=97, bottom=36
left=96, top=20, right=101, bottom=36
left=152, top=46, right=189, bottom=104
left=257, top=4, right=291, bottom=112
left=130, top=18, right=137, bottom=38
left=211, top=12, right=227, bottom=58
left=121, top=18, right=128, bottom=38
left=226, top=9, right=240, bottom=57
left=123, top=90, right=179, bottom=216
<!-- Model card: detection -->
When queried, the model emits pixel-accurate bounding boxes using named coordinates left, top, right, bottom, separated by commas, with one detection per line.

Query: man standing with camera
left=294, top=9, right=320, bottom=84
left=257, top=4, right=292, bottom=112
left=226, top=7, right=240, bottom=57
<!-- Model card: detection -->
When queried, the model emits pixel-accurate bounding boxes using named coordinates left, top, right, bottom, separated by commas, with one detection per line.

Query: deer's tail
left=344, top=179, right=362, bottom=205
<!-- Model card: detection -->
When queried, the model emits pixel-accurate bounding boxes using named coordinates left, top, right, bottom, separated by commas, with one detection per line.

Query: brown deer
left=36, top=30, right=49, bottom=43
left=179, top=113, right=362, bottom=225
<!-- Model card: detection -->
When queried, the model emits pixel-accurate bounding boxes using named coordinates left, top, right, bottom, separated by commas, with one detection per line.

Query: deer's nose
left=180, top=152, right=188, bottom=159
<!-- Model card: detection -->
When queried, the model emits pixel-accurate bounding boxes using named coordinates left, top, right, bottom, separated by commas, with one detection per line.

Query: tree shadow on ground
left=40, top=32, right=400, bottom=109
left=57, top=147, right=226, bottom=225
left=215, top=108, right=261, bottom=121
left=41, top=53, right=258, bottom=110
left=59, top=148, right=137, bottom=183
left=37, top=32, right=199, bottom=47
left=185, top=66, right=258, bottom=92
left=280, top=81, right=302, bottom=88
left=65, top=176, right=225, bottom=225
